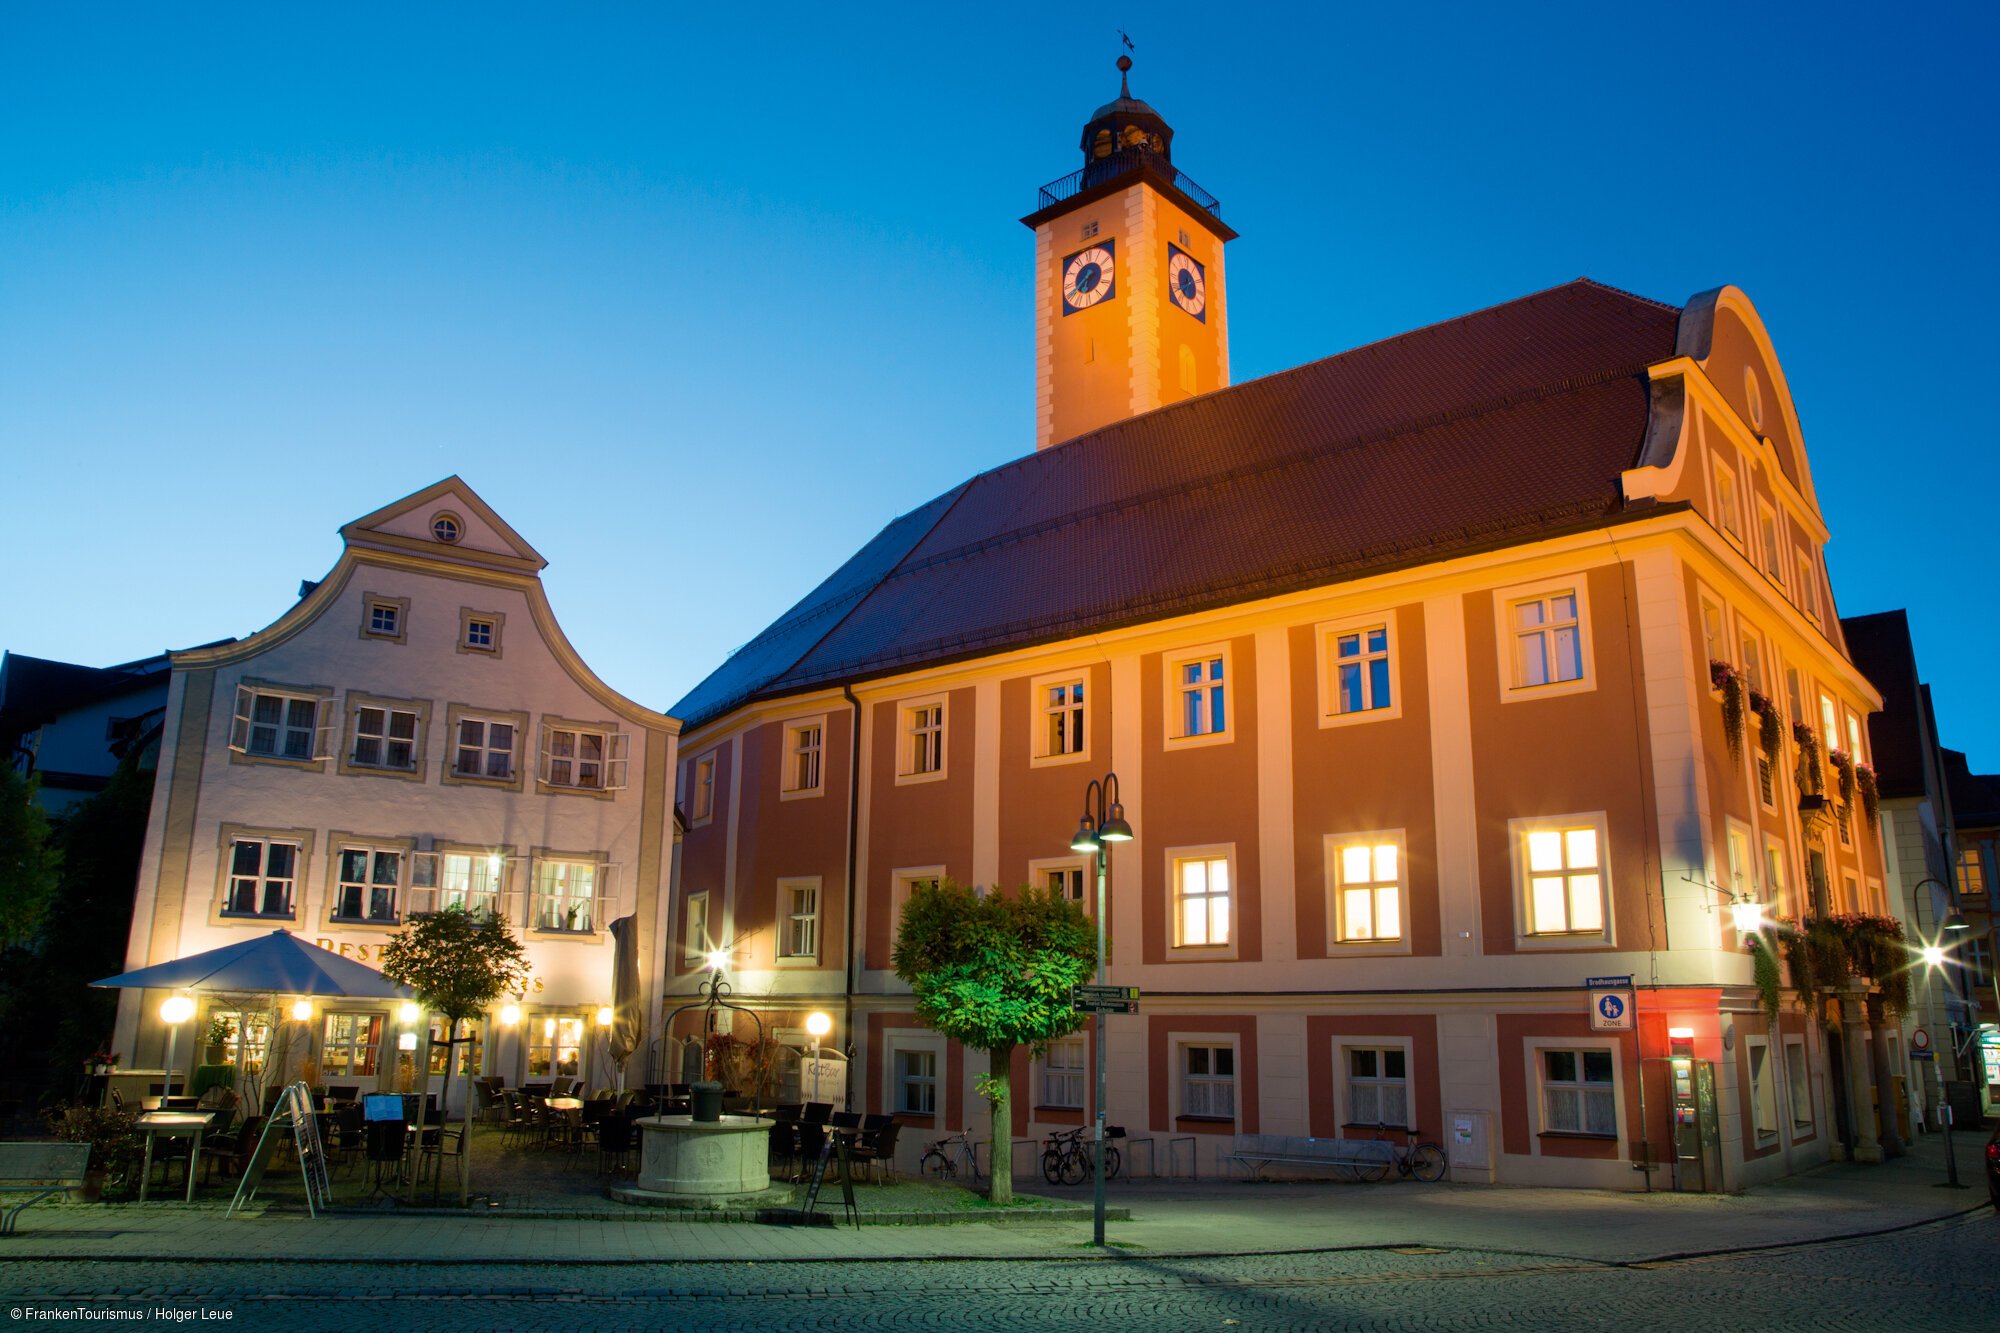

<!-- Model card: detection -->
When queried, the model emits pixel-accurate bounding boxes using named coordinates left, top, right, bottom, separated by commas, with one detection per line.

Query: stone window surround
left=525, top=844, right=613, bottom=942
left=336, top=690, right=432, bottom=783
left=440, top=702, right=530, bottom=793
left=534, top=713, right=625, bottom=800
left=457, top=607, right=506, bottom=658
left=225, top=677, right=336, bottom=773
left=360, top=591, right=411, bottom=645
left=209, top=822, right=318, bottom=929
left=321, top=829, right=418, bottom=931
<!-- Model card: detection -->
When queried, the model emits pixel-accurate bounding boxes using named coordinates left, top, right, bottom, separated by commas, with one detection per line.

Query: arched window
left=1179, top=344, right=1197, bottom=395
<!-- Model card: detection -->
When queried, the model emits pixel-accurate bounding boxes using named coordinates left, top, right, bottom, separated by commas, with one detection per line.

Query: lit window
left=1845, top=713, right=1864, bottom=766
left=779, top=880, right=819, bottom=959
left=1520, top=819, right=1606, bottom=937
left=228, top=687, right=328, bottom=762
left=528, top=1015, right=582, bottom=1078
left=1177, top=656, right=1226, bottom=737
left=1758, top=504, right=1783, bottom=584
left=1749, top=1043, right=1778, bottom=1138
left=1763, top=840, right=1790, bottom=920
left=1794, top=547, right=1819, bottom=619
left=903, top=702, right=944, bottom=777
left=1542, top=1049, right=1615, bottom=1136
left=334, top=846, right=401, bottom=924
left=1181, top=1044, right=1235, bottom=1119
left=541, top=725, right=627, bottom=790
left=785, top=723, right=823, bottom=794
left=692, top=755, right=716, bottom=821
left=321, top=1013, right=383, bottom=1079
left=429, top=1012, right=483, bottom=1077
left=1331, top=837, right=1402, bottom=942
left=1956, top=847, right=1987, bottom=899
left=1041, top=1037, right=1085, bottom=1109
left=352, top=705, right=419, bottom=771
left=1739, top=631, right=1763, bottom=693
left=1725, top=824, right=1752, bottom=898
left=410, top=850, right=506, bottom=917
left=1820, top=694, right=1839, bottom=749
left=1042, top=681, right=1085, bottom=758
left=533, top=859, right=599, bottom=932
left=1332, top=625, right=1391, bottom=715
left=1173, top=853, right=1231, bottom=947
left=454, top=716, right=517, bottom=781
left=1700, top=598, right=1725, bottom=668
left=896, top=1048, right=937, bottom=1115
left=1510, top=591, right=1584, bottom=689
left=224, top=837, right=299, bottom=917
left=1346, top=1048, right=1409, bottom=1128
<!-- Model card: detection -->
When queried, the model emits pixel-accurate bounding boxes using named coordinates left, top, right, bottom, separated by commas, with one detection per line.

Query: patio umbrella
left=606, top=914, right=642, bottom=1089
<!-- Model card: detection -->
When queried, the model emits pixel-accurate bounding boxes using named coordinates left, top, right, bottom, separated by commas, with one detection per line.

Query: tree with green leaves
left=0, top=765, right=61, bottom=949
left=378, top=906, right=529, bottom=1204
left=893, top=879, right=1096, bottom=1204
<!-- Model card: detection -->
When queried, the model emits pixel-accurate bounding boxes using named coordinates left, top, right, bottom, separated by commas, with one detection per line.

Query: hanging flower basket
left=1792, top=721, right=1823, bottom=795
left=1710, top=660, right=1745, bottom=760
left=1749, top=690, right=1783, bottom=761
left=1856, top=763, right=1880, bottom=823
left=1829, top=748, right=1856, bottom=807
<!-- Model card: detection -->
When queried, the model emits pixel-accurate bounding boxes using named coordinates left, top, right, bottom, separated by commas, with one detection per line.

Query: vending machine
left=1666, top=1029, right=1719, bottom=1192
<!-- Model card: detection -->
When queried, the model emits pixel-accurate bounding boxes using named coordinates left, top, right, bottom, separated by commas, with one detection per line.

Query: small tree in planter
left=44, top=1102, right=140, bottom=1201
left=894, top=880, right=1096, bottom=1204
left=379, top=906, right=529, bottom=1205
left=1709, top=661, right=1746, bottom=760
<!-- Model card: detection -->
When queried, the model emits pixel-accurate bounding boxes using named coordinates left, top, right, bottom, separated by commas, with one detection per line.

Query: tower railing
left=1035, top=147, right=1223, bottom=220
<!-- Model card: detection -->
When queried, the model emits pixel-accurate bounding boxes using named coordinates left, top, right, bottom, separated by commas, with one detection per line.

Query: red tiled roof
left=675, top=278, right=1683, bottom=728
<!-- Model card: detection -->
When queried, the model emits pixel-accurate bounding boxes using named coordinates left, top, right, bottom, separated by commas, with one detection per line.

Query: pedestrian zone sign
left=1588, top=978, right=1634, bottom=1031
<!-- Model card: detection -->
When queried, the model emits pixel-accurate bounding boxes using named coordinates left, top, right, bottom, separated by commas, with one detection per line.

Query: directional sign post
left=1587, top=975, right=1634, bottom=1032
left=1072, top=984, right=1141, bottom=1016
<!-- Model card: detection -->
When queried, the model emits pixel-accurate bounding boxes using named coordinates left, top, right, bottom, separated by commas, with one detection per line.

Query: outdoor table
left=135, top=1109, right=216, bottom=1203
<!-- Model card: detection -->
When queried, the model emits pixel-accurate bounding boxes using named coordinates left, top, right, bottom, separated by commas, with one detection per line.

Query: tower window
left=1177, top=228, right=1192, bottom=248
left=1081, top=219, right=1099, bottom=240
left=1179, top=345, right=1197, bottom=394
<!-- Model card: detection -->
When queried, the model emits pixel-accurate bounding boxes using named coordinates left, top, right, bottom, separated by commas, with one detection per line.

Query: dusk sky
left=5, top=4, right=1996, bottom=767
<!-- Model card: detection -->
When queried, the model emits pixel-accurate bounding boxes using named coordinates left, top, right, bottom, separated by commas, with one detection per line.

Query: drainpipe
left=841, top=685, right=863, bottom=1109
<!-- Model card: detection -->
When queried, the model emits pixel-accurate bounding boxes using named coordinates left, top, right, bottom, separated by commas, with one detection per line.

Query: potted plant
left=1710, top=660, right=1745, bottom=759
left=43, top=1103, right=140, bottom=1202
left=204, top=1016, right=234, bottom=1065
left=83, top=1047, right=122, bottom=1077
left=1856, top=762, right=1880, bottom=823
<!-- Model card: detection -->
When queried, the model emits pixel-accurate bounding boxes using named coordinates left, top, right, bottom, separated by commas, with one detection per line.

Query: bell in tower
left=1023, top=56, right=1238, bottom=452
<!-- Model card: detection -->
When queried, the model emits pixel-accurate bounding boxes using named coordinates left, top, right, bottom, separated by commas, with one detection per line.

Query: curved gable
left=1676, top=287, right=1817, bottom=512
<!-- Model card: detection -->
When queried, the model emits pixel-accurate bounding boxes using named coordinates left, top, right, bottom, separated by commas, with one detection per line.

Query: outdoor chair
left=331, top=1102, right=365, bottom=1172
left=802, top=1102, right=833, bottom=1124
left=326, top=1085, right=359, bottom=1102
left=199, top=1114, right=263, bottom=1185
left=596, top=1115, right=636, bottom=1175
left=830, top=1110, right=861, bottom=1131
left=847, top=1116, right=901, bottom=1183
left=771, top=1103, right=802, bottom=1121
left=419, top=1126, right=466, bottom=1198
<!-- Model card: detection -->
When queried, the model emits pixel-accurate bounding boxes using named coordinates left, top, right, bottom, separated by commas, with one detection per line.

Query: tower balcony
left=1033, top=145, right=1223, bottom=222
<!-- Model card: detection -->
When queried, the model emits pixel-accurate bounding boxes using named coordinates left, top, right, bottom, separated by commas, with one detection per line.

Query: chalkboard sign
left=227, top=1081, right=330, bottom=1218
left=800, top=1133, right=858, bottom=1227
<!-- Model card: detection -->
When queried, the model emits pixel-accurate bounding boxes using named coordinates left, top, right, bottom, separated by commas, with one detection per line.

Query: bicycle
left=919, top=1129, right=983, bottom=1182
left=1041, top=1126, right=1120, bottom=1186
left=1374, top=1124, right=1447, bottom=1182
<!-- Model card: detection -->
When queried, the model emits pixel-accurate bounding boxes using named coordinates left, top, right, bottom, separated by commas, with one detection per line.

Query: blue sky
left=4, top=3, right=1996, bottom=767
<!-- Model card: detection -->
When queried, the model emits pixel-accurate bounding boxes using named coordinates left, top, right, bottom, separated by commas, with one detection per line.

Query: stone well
left=627, top=1114, right=772, bottom=1199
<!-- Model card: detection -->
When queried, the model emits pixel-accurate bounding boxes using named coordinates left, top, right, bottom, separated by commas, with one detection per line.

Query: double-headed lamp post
left=1070, top=772, right=1133, bottom=1248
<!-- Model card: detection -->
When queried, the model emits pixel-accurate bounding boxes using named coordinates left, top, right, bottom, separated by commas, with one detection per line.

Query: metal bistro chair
left=596, top=1115, right=636, bottom=1175
left=847, top=1115, right=901, bottom=1183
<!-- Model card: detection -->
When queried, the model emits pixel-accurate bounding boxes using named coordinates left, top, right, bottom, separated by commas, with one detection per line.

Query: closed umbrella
left=606, top=915, right=642, bottom=1090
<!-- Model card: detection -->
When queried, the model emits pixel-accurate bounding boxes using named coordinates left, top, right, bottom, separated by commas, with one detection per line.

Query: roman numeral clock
left=1062, top=241, right=1115, bottom=314
left=1167, top=243, right=1206, bottom=321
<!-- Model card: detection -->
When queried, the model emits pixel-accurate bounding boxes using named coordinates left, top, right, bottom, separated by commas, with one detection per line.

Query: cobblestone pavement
left=5, top=1212, right=1993, bottom=1331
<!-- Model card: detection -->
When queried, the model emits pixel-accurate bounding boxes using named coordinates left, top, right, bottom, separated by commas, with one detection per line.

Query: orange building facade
left=668, top=69, right=1897, bottom=1189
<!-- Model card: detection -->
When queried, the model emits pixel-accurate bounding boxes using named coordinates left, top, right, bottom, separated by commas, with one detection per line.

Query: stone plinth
left=629, top=1114, right=771, bottom=1198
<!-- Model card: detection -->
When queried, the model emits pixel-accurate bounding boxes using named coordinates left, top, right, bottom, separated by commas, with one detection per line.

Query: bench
left=1, top=1143, right=93, bottom=1235
left=1224, top=1134, right=1393, bottom=1183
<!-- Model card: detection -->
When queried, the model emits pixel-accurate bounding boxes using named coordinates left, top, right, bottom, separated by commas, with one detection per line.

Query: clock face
left=1062, top=241, right=1115, bottom=315
left=1167, top=244, right=1207, bottom=321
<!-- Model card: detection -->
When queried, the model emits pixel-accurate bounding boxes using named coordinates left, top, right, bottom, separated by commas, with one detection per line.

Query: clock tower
left=1023, top=56, right=1237, bottom=451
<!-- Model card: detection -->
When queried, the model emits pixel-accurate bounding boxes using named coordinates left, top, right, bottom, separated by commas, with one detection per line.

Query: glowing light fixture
left=806, top=1011, right=832, bottom=1039
left=1729, top=899, right=1766, bottom=934
left=398, top=1032, right=418, bottom=1051
left=1944, top=911, right=1971, bottom=932
left=399, top=1002, right=420, bottom=1024
left=596, top=1006, right=614, bottom=1027
left=499, top=1004, right=521, bottom=1026
left=705, top=948, right=729, bottom=972
left=160, top=995, right=196, bottom=1025
left=1668, top=1026, right=1695, bottom=1040
left=1921, top=944, right=1946, bottom=967
left=290, top=999, right=314, bottom=1022
left=1070, top=817, right=1101, bottom=854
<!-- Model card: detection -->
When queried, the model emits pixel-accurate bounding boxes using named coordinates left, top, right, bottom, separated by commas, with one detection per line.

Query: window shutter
left=538, top=725, right=554, bottom=784
left=600, top=861, right=621, bottom=907
left=228, top=685, right=254, bottom=752
left=605, top=733, right=630, bottom=790
left=313, top=698, right=337, bottom=761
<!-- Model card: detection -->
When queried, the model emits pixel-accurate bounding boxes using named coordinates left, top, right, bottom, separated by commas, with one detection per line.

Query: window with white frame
left=334, top=845, right=401, bottom=924
left=1508, top=589, right=1584, bottom=689
left=411, top=850, right=506, bottom=917
left=1739, top=630, right=1764, bottom=694
left=320, top=1013, right=383, bottom=1079
left=1172, top=851, right=1231, bottom=948
left=533, top=859, right=599, bottom=932
left=1700, top=597, right=1726, bottom=668
left=895, top=1047, right=937, bottom=1115
left=454, top=715, right=517, bottom=781
left=228, top=686, right=330, bottom=762
left=1763, top=838, right=1791, bottom=921
left=464, top=615, right=497, bottom=651
left=1541, top=1048, right=1615, bottom=1136
left=902, top=700, right=945, bottom=777
left=785, top=722, right=823, bottom=794
left=541, top=723, right=627, bottom=791
left=1758, top=503, right=1783, bottom=584
left=352, top=704, right=420, bottom=771
left=1331, top=624, right=1392, bottom=716
left=684, top=892, right=710, bottom=961
left=1345, top=1047, right=1410, bottom=1128
left=1517, top=817, right=1608, bottom=939
left=1041, top=680, right=1085, bottom=758
left=1035, top=860, right=1088, bottom=905
left=1785, top=1040, right=1813, bottom=1131
left=1725, top=823, right=1752, bottom=901
left=692, top=754, right=716, bottom=821
left=1329, top=834, right=1403, bottom=943
left=529, top=1014, right=583, bottom=1078
left=1040, top=1036, right=1085, bottom=1109
left=1180, top=1043, right=1236, bottom=1119
left=1748, top=1041, right=1779, bottom=1138
left=224, top=837, right=300, bottom=917
left=1819, top=693, right=1839, bottom=749
left=1844, top=712, right=1865, bottom=767
left=1173, top=654, right=1227, bottom=738
left=1714, top=458, right=1743, bottom=542
left=779, top=879, right=819, bottom=959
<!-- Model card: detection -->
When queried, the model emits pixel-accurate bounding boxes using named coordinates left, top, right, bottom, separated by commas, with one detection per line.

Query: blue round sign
left=1597, top=994, right=1626, bottom=1021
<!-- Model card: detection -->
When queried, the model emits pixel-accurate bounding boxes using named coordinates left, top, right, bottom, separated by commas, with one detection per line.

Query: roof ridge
left=879, top=360, right=1654, bottom=586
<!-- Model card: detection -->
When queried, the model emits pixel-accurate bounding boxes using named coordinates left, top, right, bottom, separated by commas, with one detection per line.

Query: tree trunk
left=1863, top=995, right=1904, bottom=1159
left=986, top=1043, right=1014, bottom=1205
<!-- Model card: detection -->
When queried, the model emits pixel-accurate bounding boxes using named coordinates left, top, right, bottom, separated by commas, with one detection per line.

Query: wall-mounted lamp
left=499, top=1003, right=521, bottom=1026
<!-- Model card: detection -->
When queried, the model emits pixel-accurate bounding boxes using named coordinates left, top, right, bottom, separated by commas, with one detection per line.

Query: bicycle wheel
left=1060, top=1148, right=1088, bottom=1186
left=921, top=1148, right=953, bottom=1179
left=1409, top=1143, right=1447, bottom=1183
left=1104, top=1146, right=1121, bottom=1180
left=1352, top=1141, right=1392, bottom=1184
left=1042, top=1149, right=1065, bottom=1185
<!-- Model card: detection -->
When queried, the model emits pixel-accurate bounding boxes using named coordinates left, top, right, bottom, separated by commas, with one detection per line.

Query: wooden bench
left=1224, top=1133, right=1394, bottom=1182
left=1, top=1143, right=93, bottom=1235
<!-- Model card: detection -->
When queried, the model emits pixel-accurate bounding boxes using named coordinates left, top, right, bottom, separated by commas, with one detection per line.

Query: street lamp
left=806, top=1011, right=833, bottom=1105
left=1070, top=771, right=1132, bottom=1248
left=160, top=995, right=195, bottom=1099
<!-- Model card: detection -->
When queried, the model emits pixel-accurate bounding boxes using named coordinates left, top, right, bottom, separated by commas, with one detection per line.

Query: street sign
left=1910, top=1049, right=1936, bottom=1062
left=1584, top=975, right=1633, bottom=988
left=1589, top=985, right=1634, bottom=1031
left=1072, top=984, right=1140, bottom=1015
left=1911, top=1027, right=1930, bottom=1051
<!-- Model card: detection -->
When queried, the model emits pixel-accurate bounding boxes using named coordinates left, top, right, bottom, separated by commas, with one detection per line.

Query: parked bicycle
left=919, top=1128, right=983, bottom=1182
left=1374, top=1124, right=1447, bottom=1182
left=1041, top=1125, right=1121, bottom=1186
